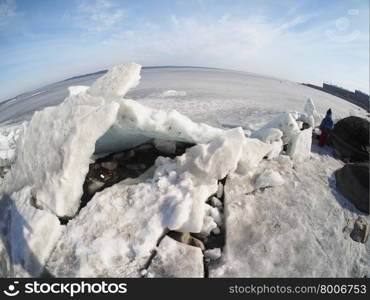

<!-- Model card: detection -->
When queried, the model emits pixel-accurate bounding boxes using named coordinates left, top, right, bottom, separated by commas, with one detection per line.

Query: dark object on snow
left=331, top=116, right=369, bottom=162
left=335, top=163, right=369, bottom=214
left=350, top=217, right=369, bottom=243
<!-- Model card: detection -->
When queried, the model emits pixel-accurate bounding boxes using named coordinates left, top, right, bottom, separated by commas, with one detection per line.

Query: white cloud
left=99, top=13, right=368, bottom=92
left=0, top=0, right=18, bottom=26
left=74, top=0, right=125, bottom=33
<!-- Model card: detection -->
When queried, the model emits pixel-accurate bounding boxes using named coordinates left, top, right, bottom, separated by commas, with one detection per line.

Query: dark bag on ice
left=330, top=116, right=369, bottom=162
left=335, top=163, right=369, bottom=214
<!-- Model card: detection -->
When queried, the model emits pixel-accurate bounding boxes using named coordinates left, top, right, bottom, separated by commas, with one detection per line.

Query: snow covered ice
left=0, top=63, right=369, bottom=278
left=147, top=236, right=204, bottom=278
left=254, top=170, right=285, bottom=189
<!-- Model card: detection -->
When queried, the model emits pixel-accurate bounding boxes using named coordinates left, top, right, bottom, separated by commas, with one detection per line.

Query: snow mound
left=3, top=63, right=225, bottom=218
left=46, top=128, right=244, bottom=277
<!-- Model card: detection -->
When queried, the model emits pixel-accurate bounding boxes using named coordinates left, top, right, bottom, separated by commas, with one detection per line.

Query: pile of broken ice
left=0, top=63, right=367, bottom=278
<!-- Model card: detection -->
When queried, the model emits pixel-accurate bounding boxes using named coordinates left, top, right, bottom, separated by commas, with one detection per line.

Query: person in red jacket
left=319, top=109, right=334, bottom=146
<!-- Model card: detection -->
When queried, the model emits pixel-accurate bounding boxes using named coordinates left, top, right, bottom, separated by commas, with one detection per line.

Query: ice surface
left=210, top=152, right=369, bottom=277
left=147, top=236, right=203, bottom=278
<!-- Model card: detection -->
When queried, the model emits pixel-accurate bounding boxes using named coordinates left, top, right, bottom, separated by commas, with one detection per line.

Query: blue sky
left=0, top=0, right=368, bottom=101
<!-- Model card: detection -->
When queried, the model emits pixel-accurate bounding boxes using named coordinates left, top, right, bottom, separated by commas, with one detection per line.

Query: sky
left=0, top=0, right=369, bottom=101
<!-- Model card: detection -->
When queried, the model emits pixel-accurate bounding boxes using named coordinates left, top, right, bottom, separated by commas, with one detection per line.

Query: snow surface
left=147, top=236, right=203, bottom=278
left=255, top=170, right=285, bottom=189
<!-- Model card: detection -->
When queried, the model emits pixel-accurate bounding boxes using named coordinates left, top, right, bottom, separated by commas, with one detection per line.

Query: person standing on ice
left=319, top=109, right=334, bottom=146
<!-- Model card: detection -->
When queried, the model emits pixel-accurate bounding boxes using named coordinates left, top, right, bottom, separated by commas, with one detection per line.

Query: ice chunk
left=0, top=187, right=62, bottom=277
left=210, top=196, right=223, bottom=208
left=157, top=128, right=244, bottom=232
left=200, top=216, right=218, bottom=236
left=0, top=133, right=13, bottom=167
left=266, top=140, right=283, bottom=160
left=204, top=248, right=222, bottom=260
left=212, top=227, right=221, bottom=235
left=237, top=138, right=272, bottom=175
left=206, top=204, right=222, bottom=226
left=97, top=99, right=225, bottom=153
left=255, top=170, right=285, bottom=189
left=303, top=98, right=319, bottom=128
left=88, top=63, right=141, bottom=98
left=160, top=90, right=187, bottom=97
left=154, top=139, right=176, bottom=154
left=256, top=113, right=300, bottom=145
left=216, top=182, right=224, bottom=199
left=252, top=110, right=312, bottom=162
left=251, top=128, right=283, bottom=144
left=68, top=86, right=89, bottom=96
left=0, top=124, right=24, bottom=168
left=46, top=129, right=243, bottom=277
left=5, top=91, right=120, bottom=217
left=287, top=129, right=312, bottom=162
left=147, top=236, right=203, bottom=278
